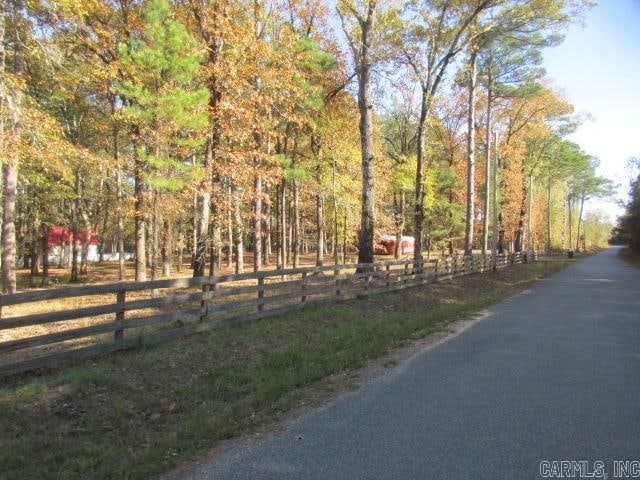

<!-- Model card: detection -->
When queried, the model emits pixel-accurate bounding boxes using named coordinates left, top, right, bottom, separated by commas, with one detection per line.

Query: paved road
left=184, top=247, right=640, bottom=480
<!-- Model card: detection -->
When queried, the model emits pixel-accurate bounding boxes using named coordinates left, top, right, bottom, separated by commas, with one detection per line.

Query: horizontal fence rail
left=0, top=251, right=536, bottom=376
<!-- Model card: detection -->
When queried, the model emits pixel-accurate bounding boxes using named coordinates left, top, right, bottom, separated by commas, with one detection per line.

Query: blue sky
left=543, top=0, right=640, bottom=219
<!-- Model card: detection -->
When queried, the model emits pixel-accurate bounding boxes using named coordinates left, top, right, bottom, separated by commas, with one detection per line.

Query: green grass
left=0, top=259, right=573, bottom=480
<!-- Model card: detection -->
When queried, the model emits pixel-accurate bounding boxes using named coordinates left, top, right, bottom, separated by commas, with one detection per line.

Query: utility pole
left=491, top=132, right=499, bottom=272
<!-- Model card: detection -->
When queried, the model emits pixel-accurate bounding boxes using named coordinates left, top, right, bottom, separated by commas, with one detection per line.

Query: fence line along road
left=0, top=251, right=535, bottom=376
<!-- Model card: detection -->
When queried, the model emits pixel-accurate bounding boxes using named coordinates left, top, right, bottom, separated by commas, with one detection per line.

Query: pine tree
left=117, top=0, right=209, bottom=280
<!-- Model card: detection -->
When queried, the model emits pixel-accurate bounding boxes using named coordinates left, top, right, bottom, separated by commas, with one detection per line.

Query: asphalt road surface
left=183, top=247, right=640, bottom=480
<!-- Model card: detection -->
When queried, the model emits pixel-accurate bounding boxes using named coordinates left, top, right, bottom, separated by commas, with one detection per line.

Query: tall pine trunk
left=80, top=209, right=90, bottom=275
left=356, top=12, right=376, bottom=265
left=1, top=1, right=23, bottom=294
left=253, top=173, right=262, bottom=272
left=41, top=225, right=49, bottom=286
left=279, top=179, right=287, bottom=269
left=567, top=196, right=573, bottom=250
left=177, top=221, right=184, bottom=273
left=262, top=198, right=271, bottom=267
left=332, top=156, right=339, bottom=264
left=316, top=183, right=324, bottom=266
left=546, top=174, right=552, bottom=252
left=226, top=184, right=233, bottom=268
left=162, top=217, right=171, bottom=277
left=514, top=172, right=527, bottom=252
left=576, top=193, right=585, bottom=251
left=194, top=145, right=211, bottom=277
left=413, top=89, right=430, bottom=263
left=134, top=130, right=146, bottom=281
left=116, top=169, right=125, bottom=280
left=232, top=185, right=244, bottom=274
left=150, top=193, right=159, bottom=281
left=262, top=197, right=270, bottom=266
left=71, top=170, right=81, bottom=282
left=464, top=50, right=477, bottom=255
left=482, top=82, right=492, bottom=254
left=292, top=138, right=300, bottom=268
left=393, top=191, right=404, bottom=259
left=527, top=174, right=534, bottom=250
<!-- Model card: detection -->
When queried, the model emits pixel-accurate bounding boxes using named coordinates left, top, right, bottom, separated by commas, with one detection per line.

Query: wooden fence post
left=386, top=264, right=391, bottom=290
left=404, top=260, right=409, bottom=286
left=434, top=259, right=439, bottom=281
left=115, top=290, right=126, bottom=340
left=200, top=283, right=210, bottom=323
left=257, top=277, right=264, bottom=312
left=301, top=272, right=307, bottom=303
left=364, top=267, right=371, bottom=293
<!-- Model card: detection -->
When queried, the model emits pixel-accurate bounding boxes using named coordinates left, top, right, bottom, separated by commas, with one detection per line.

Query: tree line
left=613, top=158, right=640, bottom=252
left=0, top=0, right=615, bottom=293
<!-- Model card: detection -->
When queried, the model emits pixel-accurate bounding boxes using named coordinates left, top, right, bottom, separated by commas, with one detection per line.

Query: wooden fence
left=0, top=251, right=535, bottom=376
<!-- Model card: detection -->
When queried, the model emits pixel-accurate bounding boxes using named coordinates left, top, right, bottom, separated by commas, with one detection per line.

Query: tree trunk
left=287, top=203, right=293, bottom=263
left=80, top=206, right=90, bottom=275
left=71, top=170, right=81, bottom=282
left=134, top=132, right=146, bottom=281
left=162, top=217, right=171, bottom=277
left=232, top=185, right=244, bottom=274
left=262, top=197, right=270, bottom=266
left=41, top=225, right=49, bottom=286
left=253, top=174, right=262, bottom=272
left=393, top=191, right=404, bottom=259
left=576, top=193, right=585, bottom=251
left=177, top=220, right=184, bottom=273
left=356, top=13, right=376, bottom=266
left=343, top=209, right=348, bottom=264
left=227, top=184, right=233, bottom=268
left=491, top=132, right=499, bottom=270
left=210, top=200, right=222, bottom=276
left=1, top=156, right=18, bottom=294
left=98, top=205, right=108, bottom=263
left=514, top=161, right=528, bottom=252
left=149, top=193, right=159, bottom=281
left=292, top=139, right=301, bottom=268
left=279, top=179, right=287, bottom=269
left=413, top=89, right=430, bottom=263
left=482, top=83, right=492, bottom=254
left=29, top=215, right=39, bottom=287
left=332, top=156, right=339, bottom=265
left=194, top=152, right=211, bottom=277
left=527, top=174, right=533, bottom=250
left=567, top=195, right=573, bottom=250
left=1, top=1, right=23, bottom=294
left=547, top=173, right=552, bottom=252
left=316, top=185, right=324, bottom=266
left=192, top=184, right=198, bottom=269
left=59, top=239, right=65, bottom=268
left=116, top=169, right=125, bottom=280
left=464, top=50, right=477, bottom=255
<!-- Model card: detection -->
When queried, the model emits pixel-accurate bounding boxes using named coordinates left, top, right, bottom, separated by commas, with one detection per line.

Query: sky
left=543, top=0, right=640, bottom=220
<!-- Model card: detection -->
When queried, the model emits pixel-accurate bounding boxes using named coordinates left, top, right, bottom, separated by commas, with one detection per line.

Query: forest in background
left=0, top=0, right=616, bottom=294
left=613, top=157, right=640, bottom=252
